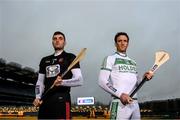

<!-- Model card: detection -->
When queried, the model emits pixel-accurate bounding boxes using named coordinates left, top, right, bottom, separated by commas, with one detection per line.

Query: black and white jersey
left=36, top=50, right=83, bottom=119
left=39, top=51, right=80, bottom=94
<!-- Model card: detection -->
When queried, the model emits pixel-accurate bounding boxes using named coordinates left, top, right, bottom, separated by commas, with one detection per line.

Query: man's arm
left=98, top=69, right=123, bottom=98
left=33, top=73, right=45, bottom=107
left=135, top=71, right=153, bottom=88
left=99, top=70, right=133, bottom=105
left=35, top=73, right=45, bottom=99
left=60, top=68, right=83, bottom=87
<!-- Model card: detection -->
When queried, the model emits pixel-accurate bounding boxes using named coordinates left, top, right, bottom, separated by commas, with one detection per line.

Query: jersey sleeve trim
left=101, top=68, right=112, bottom=71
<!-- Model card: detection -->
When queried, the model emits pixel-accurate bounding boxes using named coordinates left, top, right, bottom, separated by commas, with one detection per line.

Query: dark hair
left=52, top=31, right=66, bottom=40
left=114, top=32, right=129, bottom=43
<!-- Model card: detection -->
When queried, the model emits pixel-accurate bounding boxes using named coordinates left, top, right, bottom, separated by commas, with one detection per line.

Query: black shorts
left=38, top=92, right=71, bottom=119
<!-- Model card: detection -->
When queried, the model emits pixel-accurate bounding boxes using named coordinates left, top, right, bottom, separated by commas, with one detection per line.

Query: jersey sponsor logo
left=114, top=58, right=137, bottom=73
left=118, top=64, right=136, bottom=73
left=46, top=64, right=60, bottom=78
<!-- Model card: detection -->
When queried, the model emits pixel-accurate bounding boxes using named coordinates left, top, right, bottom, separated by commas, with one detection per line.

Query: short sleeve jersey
left=101, top=52, right=137, bottom=95
left=39, top=51, right=80, bottom=94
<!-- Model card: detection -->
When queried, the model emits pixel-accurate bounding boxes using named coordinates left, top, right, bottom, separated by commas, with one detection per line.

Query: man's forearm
left=61, top=68, right=83, bottom=87
left=35, top=73, right=45, bottom=99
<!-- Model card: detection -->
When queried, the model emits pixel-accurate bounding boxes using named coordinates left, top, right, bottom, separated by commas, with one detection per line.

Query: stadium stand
left=0, top=58, right=37, bottom=106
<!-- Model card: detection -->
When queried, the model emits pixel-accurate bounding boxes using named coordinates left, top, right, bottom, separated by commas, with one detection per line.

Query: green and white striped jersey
left=99, top=52, right=138, bottom=98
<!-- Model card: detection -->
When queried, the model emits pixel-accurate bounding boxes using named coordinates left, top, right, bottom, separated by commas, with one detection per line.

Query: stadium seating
left=0, top=58, right=37, bottom=106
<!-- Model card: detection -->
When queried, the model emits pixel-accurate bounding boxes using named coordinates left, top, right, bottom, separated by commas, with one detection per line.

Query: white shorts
left=110, top=98, right=140, bottom=120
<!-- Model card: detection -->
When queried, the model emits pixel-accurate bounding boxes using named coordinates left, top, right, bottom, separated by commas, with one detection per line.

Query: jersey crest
left=46, top=64, right=60, bottom=78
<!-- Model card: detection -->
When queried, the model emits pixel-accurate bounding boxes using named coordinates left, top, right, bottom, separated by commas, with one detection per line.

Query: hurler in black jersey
left=33, top=31, right=83, bottom=119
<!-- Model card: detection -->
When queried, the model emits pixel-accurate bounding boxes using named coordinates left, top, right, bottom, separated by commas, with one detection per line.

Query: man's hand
left=120, top=93, right=133, bottom=105
left=53, top=76, right=63, bottom=86
left=33, top=98, right=43, bottom=107
left=144, top=71, right=154, bottom=80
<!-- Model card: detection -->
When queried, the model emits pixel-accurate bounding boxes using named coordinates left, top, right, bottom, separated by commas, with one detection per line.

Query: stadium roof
left=0, top=58, right=37, bottom=85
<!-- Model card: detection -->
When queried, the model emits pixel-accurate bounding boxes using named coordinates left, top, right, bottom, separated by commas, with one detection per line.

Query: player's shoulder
left=41, top=54, right=54, bottom=61
left=126, top=55, right=136, bottom=61
left=63, top=51, right=76, bottom=58
left=108, top=52, right=119, bottom=58
left=104, top=52, right=117, bottom=61
left=39, top=54, right=54, bottom=65
left=126, top=56, right=137, bottom=64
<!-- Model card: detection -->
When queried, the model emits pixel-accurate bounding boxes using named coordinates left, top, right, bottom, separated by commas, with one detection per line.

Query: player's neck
left=54, top=50, right=63, bottom=56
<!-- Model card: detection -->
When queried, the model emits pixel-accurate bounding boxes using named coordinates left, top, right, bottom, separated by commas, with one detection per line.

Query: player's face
left=115, top=35, right=129, bottom=53
left=52, top=34, right=66, bottom=50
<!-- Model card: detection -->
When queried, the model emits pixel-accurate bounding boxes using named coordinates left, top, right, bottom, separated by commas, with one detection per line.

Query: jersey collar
left=115, top=51, right=127, bottom=57
left=54, top=50, right=63, bottom=56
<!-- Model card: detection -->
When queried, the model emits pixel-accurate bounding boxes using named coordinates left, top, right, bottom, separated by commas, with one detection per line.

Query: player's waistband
left=112, top=95, right=138, bottom=100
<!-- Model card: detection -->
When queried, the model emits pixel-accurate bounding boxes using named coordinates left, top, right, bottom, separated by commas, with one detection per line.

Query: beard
left=53, top=43, right=65, bottom=51
left=117, top=48, right=127, bottom=53
left=54, top=47, right=64, bottom=51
